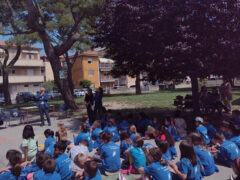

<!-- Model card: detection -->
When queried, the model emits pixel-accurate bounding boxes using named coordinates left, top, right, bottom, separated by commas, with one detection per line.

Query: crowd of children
left=1, top=108, right=240, bottom=180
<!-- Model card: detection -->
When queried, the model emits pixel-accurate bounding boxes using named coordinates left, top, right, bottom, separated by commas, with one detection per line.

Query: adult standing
left=85, top=88, right=94, bottom=124
left=94, top=87, right=103, bottom=120
left=220, top=78, right=232, bottom=113
left=36, top=87, right=51, bottom=126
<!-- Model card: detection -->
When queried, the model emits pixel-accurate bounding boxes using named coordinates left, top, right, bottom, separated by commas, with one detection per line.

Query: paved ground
left=0, top=113, right=234, bottom=180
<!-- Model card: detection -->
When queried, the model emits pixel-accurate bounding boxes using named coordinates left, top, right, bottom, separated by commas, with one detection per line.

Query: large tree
left=0, top=0, right=104, bottom=109
left=95, top=0, right=240, bottom=115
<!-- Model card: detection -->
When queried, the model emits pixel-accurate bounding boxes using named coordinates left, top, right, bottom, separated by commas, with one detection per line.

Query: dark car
left=16, top=92, right=35, bottom=104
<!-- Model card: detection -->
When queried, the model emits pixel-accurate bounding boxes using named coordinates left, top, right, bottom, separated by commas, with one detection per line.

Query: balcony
left=99, top=64, right=114, bottom=71
left=100, top=77, right=116, bottom=83
left=14, top=59, right=44, bottom=67
left=0, top=75, right=44, bottom=84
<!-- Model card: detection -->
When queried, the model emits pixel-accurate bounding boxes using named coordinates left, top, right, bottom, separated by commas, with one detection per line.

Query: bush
left=42, top=80, right=58, bottom=91
left=79, top=79, right=91, bottom=88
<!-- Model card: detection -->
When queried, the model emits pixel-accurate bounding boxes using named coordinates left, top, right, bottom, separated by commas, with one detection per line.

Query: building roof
left=0, top=41, right=42, bottom=50
left=79, top=51, right=99, bottom=56
left=99, top=58, right=114, bottom=64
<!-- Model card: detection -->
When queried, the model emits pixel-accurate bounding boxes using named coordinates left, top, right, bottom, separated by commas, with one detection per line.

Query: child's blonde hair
left=58, top=122, right=68, bottom=141
left=74, top=153, right=88, bottom=169
left=129, top=125, right=137, bottom=134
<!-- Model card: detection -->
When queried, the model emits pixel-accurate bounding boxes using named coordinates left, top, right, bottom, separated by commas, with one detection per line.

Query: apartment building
left=0, top=42, right=44, bottom=101
left=72, top=51, right=100, bottom=89
left=99, top=58, right=116, bottom=88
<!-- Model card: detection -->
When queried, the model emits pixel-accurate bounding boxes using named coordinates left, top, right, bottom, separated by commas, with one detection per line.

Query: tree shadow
left=232, top=98, right=240, bottom=106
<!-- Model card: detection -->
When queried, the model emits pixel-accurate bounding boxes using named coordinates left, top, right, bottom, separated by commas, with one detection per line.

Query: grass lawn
left=2, top=87, right=240, bottom=112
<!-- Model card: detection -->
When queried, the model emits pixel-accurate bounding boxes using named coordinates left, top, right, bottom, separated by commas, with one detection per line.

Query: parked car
left=47, top=91, right=62, bottom=100
left=16, top=92, right=35, bottom=104
left=113, top=85, right=127, bottom=89
left=0, top=93, right=5, bottom=105
left=74, top=89, right=85, bottom=98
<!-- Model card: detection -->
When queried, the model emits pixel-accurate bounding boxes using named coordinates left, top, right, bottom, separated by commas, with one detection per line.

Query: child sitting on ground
left=130, top=125, right=139, bottom=141
left=54, top=141, right=72, bottom=180
left=203, top=116, right=216, bottom=140
left=74, top=123, right=93, bottom=152
left=138, top=147, right=172, bottom=180
left=74, top=153, right=89, bottom=179
left=33, top=153, right=50, bottom=180
left=91, top=120, right=103, bottom=149
left=84, top=160, right=102, bottom=180
left=212, top=133, right=240, bottom=167
left=165, top=117, right=181, bottom=141
left=0, top=150, right=30, bottom=179
left=44, top=129, right=56, bottom=150
left=218, top=120, right=233, bottom=140
left=68, top=140, right=89, bottom=171
left=101, top=109, right=113, bottom=128
left=190, top=133, right=219, bottom=176
left=230, top=124, right=240, bottom=149
left=118, top=117, right=130, bottom=133
left=103, top=119, right=120, bottom=142
left=195, top=116, right=210, bottom=145
left=99, top=132, right=121, bottom=174
left=42, top=159, right=61, bottom=180
left=136, top=112, right=153, bottom=136
left=155, top=140, right=173, bottom=163
left=173, top=110, right=187, bottom=139
left=120, top=131, right=132, bottom=159
left=126, top=135, right=146, bottom=174
left=169, top=140, right=203, bottom=180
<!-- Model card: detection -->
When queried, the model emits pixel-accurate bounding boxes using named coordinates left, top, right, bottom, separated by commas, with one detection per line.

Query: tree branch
left=0, top=47, right=9, bottom=68
left=8, top=45, right=21, bottom=67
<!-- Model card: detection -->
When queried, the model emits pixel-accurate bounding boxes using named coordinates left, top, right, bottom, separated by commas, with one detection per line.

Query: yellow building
left=72, top=51, right=100, bottom=89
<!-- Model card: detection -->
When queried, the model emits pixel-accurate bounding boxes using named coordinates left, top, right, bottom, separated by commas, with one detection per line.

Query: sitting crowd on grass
left=1, top=109, right=240, bottom=180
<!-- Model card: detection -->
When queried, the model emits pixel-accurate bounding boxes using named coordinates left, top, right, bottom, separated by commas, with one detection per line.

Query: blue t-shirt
left=55, top=153, right=72, bottom=180
left=137, top=119, right=153, bottom=132
left=204, top=124, right=216, bottom=139
left=120, top=140, right=132, bottom=158
left=230, top=136, right=240, bottom=149
left=84, top=170, right=102, bottom=180
left=144, top=162, right=172, bottom=180
left=178, top=158, right=202, bottom=180
left=118, top=121, right=130, bottom=132
left=29, top=163, right=40, bottom=172
left=92, top=128, right=103, bottom=149
left=218, top=129, right=233, bottom=140
left=169, top=146, right=177, bottom=158
left=74, top=132, right=93, bottom=152
left=217, top=140, right=240, bottom=167
left=0, top=167, right=29, bottom=180
left=45, top=143, right=55, bottom=158
left=130, top=133, right=139, bottom=142
left=100, top=142, right=121, bottom=172
left=33, top=169, right=44, bottom=180
left=234, top=117, right=240, bottom=126
left=103, top=126, right=120, bottom=142
left=196, top=125, right=210, bottom=145
left=194, top=146, right=218, bottom=176
left=44, top=136, right=56, bottom=150
left=129, top=147, right=146, bottom=169
left=162, top=149, right=173, bottom=162
left=168, top=125, right=180, bottom=141
left=42, top=172, right=61, bottom=180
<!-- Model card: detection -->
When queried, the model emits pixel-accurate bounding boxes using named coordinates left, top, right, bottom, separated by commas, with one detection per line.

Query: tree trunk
left=190, top=74, right=200, bottom=116
left=48, top=54, right=79, bottom=110
left=135, top=73, right=141, bottom=95
left=65, top=53, right=75, bottom=96
left=2, top=69, right=12, bottom=105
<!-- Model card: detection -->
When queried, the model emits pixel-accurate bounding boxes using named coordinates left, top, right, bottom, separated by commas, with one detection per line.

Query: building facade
left=0, top=42, right=44, bottom=101
left=72, top=51, right=100, bottom=89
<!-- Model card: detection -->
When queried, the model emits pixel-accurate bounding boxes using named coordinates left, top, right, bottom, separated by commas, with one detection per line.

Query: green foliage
left=42, top=80, right=59, bottom=91
left=79, top=79, right=91, bottom=88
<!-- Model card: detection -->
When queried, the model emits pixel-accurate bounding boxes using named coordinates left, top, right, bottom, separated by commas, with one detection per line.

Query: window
left=26, top=53, right=34, bottom=60
left=24, top=84, right=29, bottom=87
left=88, top=58, right=93, bottom=64
left=34, top=84, right=39, bottom=87
left=11, top=69, right=16, bottom=74
left=27, top=69, right=34, bottom=76
left=41, top=67, right=45, bottom=73
left=88, top=70, right=94, bottom=77
left=104, top=72, right=109, bottom=76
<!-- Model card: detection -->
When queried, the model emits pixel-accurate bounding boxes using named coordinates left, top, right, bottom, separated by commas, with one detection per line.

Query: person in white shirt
left=173, top=110, right=187, bottom=139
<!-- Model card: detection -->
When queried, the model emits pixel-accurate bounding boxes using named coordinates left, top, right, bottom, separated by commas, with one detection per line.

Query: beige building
left=0, top=42, right=44, bottom=101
